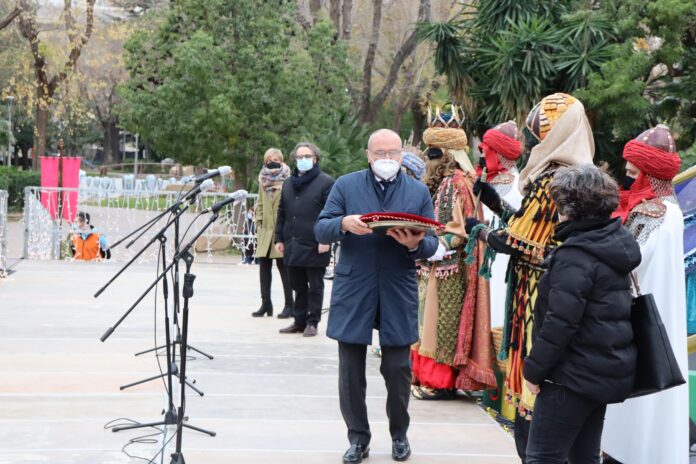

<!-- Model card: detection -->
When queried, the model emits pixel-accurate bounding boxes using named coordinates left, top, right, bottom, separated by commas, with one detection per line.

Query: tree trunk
left=102, top=119, right=119, bottom=166
left=18, top=141, right=31, bottom=170
left=33, top=104, right=49, bottom=169
left=309, top=0, right=322, bottom=22
left=330, top=0, right=341, bottom=33
left=341, top=0, right=352, bottom=40
left=233, top=165, right=248, bottom=191
left=411, top=98, right=426, bottom=147
left=367, top=0, right=432, bottom=123
left=360, top=0, right=384, bottom=122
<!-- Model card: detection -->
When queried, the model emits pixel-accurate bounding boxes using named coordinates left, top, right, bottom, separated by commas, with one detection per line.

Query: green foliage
left=577, top=0, right=696, bottom=169
left=418, top=0, right=614, bottom=129
left=0, top=166, right=40, bottom=211
left=419, top=0, right=696, bottom=171
left=117, top=0, right=355, bottom=184
left=0, top=120, right=10, bottom=148
left=312, top=113, right=370, bottom=179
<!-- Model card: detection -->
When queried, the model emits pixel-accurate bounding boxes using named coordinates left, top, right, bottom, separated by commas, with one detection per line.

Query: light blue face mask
left=297, top=157, right=314, bottom=172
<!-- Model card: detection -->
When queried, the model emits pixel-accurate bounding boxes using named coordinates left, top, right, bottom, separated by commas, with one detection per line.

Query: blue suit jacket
left=314, top=169, right=438, bottom=346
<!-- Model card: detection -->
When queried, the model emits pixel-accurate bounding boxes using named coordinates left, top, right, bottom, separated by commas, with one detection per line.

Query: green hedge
left=0, top=167, right=40, bottom=211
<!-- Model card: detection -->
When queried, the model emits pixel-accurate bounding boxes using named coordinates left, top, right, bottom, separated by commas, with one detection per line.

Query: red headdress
left=613, top=125, right=681, bottom=223
left=476, top=121, right=522, bottom=181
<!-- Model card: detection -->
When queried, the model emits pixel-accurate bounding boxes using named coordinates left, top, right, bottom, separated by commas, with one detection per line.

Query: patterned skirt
left=502, top=260, right=544, bottom=417
left=412, top=260, right=467, bottom=389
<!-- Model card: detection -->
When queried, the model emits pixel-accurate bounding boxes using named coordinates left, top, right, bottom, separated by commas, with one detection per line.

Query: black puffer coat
left=275, top=164, right=334, bottom=268
left=523, top=218, right=641, bottom=404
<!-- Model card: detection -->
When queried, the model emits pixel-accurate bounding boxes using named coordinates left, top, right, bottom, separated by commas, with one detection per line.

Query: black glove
left=465, top=217, right=483, bottom=234
left=473, top=179, right=502, bottom=213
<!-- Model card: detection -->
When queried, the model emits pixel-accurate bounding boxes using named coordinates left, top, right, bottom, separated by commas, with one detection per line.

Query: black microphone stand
left=115, top=213, right=204, bottom=397
left=96, top=202, right=203, bottom=434
left=133, top=205, right=214, bottom=360
left=106, top=213, right=221, bottom=443
left=169, top=215, right=221, bottom=463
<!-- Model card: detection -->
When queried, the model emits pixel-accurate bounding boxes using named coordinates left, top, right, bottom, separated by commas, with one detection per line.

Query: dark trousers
left=526, top=383, right=606, bottom=464
left=287, top=266, right=325, bottom=327
left=258, top=257, right=293, bottom=309
left=515, top=411, right=532, bottom=463
left=338, top=342, right=411, bottom=446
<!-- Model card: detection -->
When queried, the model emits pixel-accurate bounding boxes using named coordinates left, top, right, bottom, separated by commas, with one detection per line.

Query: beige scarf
left=519, top=101, right=595, bottom=192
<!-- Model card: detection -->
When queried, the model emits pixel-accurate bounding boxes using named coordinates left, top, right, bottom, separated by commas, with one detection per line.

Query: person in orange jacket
left=70, top=212, right=110, bottom=261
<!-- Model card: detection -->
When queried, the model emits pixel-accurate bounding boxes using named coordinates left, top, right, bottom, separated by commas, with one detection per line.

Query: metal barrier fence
left=0, top=190, right=7, bottom=276
left=23, top=186, right=258, bottom=263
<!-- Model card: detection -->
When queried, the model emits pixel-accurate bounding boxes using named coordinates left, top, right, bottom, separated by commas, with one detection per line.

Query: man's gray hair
left=550, top=164, right=619, bottom=220
left=367, top=128, right=401, bottom=150
left=290, top=142, right=321, bottom=162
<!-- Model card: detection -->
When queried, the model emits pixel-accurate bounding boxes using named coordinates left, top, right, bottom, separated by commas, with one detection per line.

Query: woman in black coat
left=275, top=142, right=334, bottom=337
left=522, top=164, right=641, bottom=464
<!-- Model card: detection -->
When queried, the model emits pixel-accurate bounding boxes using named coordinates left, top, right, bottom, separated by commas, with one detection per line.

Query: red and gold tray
left=360, top=212, right=445, bottom=232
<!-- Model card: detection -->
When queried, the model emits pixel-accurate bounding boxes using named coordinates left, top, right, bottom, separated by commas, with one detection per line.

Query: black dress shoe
left=279, top=323, right=305, bottom=334
left=392, top=438, right=411, bottom=461
left=277, top=306, right=293, bottom=319
left=251, top=305, right=272, bottom=317
left=342, top=444, right=369, bottom=463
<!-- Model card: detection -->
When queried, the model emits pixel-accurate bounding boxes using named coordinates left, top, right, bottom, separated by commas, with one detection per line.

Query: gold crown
left=427, top=104, right=465, bottom=129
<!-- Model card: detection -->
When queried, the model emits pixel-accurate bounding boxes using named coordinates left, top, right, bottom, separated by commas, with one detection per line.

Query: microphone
left=186, top=166, right=232, bottom=183
left=202, top=189, right=248, bottom=214
left=181, top=178, right=214, bottom=203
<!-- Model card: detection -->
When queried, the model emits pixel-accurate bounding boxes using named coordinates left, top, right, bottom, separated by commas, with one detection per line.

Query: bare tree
left=330, top=0, right=340, bottom=33
left=359, top=0, right=432, bottom=123
left=309, top=0, right=321, bottom=23
left=360, top=0, right=384, bottom=121
left=0, top=5, right=21, bottom=31
left=341, top=0, right=352, bottom=40
left=9, top=0, right=97, bottom=166
left=367, top=0, right=431, bottom=123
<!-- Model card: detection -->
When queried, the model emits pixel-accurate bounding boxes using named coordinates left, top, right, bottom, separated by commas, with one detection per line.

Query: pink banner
left=40, top=156, right=59, bottom=220
left=61, top=157, right=81, bottom=222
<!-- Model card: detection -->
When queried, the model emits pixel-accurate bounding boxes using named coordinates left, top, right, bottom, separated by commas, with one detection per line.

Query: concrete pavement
left=0, top=259, right=517, bottom=463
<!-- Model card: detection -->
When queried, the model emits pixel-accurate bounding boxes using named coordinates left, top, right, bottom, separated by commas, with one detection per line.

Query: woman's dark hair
left=550, top=164, right=619, bottom=220
left=290, top=142, right=321, bottom=162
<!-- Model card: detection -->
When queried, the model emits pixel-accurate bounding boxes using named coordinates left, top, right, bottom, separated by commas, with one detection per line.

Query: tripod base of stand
left=170, top=452, right=185, bottom=464
left=120, top=367, right=204, bottom=397
left=111, top=413, right=216, bottom=437
left=111, top=407, right=178, bottom=432
left=136, top=341, right=214, bottom=360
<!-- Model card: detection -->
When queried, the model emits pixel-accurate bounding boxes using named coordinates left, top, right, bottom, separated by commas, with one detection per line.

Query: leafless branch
left=0, top=6, right=21, bottom=32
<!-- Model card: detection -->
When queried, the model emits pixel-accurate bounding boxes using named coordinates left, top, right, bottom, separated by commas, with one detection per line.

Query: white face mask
left=372, top=158, right=401, bottom=181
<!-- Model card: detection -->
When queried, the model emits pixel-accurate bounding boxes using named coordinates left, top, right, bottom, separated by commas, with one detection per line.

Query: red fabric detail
left=411, top=350, right=456, bottom=390
left=360, top=211, right=444, bottom=229
left=40, top=156, right=59, bottom=219
left=624, top=139, right=681, bottom=180
left=613, top=173, right=655, bottom=223
left=613, top=140, right=681, bottom=223
left=451, top=170, right=497, bottom=390
left=476, top=129, right=522, bottom=181
left=61, top=157, right=81, bottom=222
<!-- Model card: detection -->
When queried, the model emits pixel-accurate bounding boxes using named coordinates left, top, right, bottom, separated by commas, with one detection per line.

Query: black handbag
left=629, top=272, right=686, bottom=398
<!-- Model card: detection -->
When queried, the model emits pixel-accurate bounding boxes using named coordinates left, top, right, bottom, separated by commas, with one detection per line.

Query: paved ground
left=0, top=259, right=517, bottom=464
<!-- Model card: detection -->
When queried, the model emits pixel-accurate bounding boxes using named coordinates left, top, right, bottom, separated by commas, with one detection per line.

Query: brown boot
left=279, top=323, right=305, bottom=334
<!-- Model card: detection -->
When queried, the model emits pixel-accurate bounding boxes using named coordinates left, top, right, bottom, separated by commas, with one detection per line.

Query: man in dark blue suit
left=315, top=129, right=439, bottom=463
